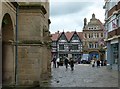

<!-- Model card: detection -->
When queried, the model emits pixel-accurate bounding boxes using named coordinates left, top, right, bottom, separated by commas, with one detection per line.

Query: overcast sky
left=49, top=0, right=105, bottom=33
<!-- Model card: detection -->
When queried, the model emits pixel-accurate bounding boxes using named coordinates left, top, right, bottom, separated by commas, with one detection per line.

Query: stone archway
left=2, top=13, right=14, bottom=85
left=89, top=51, right=99, bottom=60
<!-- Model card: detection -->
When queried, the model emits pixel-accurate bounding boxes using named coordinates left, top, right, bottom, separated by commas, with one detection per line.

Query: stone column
left=17, top=3, right=50, bottom=86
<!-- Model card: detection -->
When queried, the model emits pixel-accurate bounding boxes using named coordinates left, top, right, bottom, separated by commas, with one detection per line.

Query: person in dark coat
left=51, top=57, right=56, bottom=68
left=64, top=58, right=69, bottom=70
left=97, top=60, right=100, bottom=67
left=70, top=58, right=74, bottom=71
left=101, top=59, right=104, bottom=66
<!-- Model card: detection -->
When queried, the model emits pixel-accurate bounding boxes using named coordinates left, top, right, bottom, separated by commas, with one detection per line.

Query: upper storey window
left=59, top=44, right=64, bottom=50
left=59, top=33, right=67, bottom=42
left=71, top=45, right=79, bottom=50
left=71, top=34, right=79, bottom=40
left=88, top=26, right=98, bottom=30
left=60, top=34, right=65, bottom=40
left=70, top=33, right=80, bottom=42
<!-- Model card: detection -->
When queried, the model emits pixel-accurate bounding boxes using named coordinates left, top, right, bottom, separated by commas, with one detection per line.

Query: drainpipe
left=118, top=38, right=120, bottom=71
left=15, top=4, right=19, bottom=86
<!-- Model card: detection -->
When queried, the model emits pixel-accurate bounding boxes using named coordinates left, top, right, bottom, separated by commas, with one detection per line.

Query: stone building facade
left=103, top=0, right=120, bottom=71
left=82, top=14, right=105, bottom=60
left=0, top=1, right=51, bottom=86
left=51, top=31, right=83, bottom=62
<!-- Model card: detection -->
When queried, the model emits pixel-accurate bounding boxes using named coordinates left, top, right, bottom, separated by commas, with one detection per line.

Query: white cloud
left=50, top=0, right=104, bottom=2
left=50, top=0, right=105, bottom=33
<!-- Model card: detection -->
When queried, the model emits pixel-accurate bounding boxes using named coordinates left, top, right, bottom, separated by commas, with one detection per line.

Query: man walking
left=70, top=58, right=74, bottom=71
left=52, top=57, right=56, bottom=68
left=64, top=58, right=69, bottom=70
left=97, top=60, right=100, bottom=67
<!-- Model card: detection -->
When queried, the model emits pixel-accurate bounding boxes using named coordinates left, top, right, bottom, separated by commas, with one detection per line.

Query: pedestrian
left=70, top=58, right=74, bottom=71
left=91, top=59, right=95, bottom=67
left=97, top=60, right=100, bottom=67
left=51, top=57, right=56, bottom=68
left=101, top=59, right=104, bottom=66
left=104, top=60, right=107, bottom=66
left=64, top=58, right=69, bottom=70
left=56, top=57, right=60, bottom=68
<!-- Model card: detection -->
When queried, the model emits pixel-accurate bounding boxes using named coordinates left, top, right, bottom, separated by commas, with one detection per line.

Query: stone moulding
left=19, top=40, right=43, bottom=44
left=19, top=5, right=47, bottom=15
left=11, top=40, right=52, bottom=48
left=11, top=2, right=47, bottom=15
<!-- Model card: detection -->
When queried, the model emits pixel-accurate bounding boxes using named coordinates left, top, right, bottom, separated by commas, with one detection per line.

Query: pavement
left=41, top=64, right=118, bottom=87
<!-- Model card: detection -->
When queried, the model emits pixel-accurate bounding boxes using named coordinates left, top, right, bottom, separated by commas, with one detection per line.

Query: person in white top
left=56, top=57, right=60, bottom=68
left=91, top=59, right=95, bottom=67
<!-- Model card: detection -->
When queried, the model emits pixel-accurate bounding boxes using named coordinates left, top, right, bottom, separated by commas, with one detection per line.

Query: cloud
left=50, top=13, right=84, bottom=33
left=50, top=0, right=105, bottom=33
left=50, top=0, right=104, bottom=3
left=50, top=2, right=93, bottom=16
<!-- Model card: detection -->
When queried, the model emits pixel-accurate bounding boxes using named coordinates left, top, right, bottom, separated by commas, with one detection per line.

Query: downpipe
left=15, top=4, right=19, bottom=86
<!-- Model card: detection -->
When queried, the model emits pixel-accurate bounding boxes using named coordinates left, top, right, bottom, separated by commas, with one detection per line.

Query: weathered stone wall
left=18, top=45, right=51, bottom=85
left=17, top=3, right=51, bottom=85
left=40, top=46, right=51, bottom=80
left=18, top=10, right=43, bottom=41
left=1, top=2, right=16, bottom=85
left=1, top=2, right=51, bottom=86
left=18, top=45, right=41, bottom=85
left=1, top=2, right=16, bottom=32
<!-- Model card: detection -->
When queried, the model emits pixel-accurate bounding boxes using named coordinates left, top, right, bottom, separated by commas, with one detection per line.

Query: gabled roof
left=77, top=32, right=84, bottom=40
left=51, top=32, right=61, bottom=41
left=65, top=31, right=74, bottom=41
left=83, top=14, right=105, bottom=31
left=58, top=32, right=68, bottom=41
left=97, top=19, right=105, bottom=30
left=51, top=31, right=83, bottom=41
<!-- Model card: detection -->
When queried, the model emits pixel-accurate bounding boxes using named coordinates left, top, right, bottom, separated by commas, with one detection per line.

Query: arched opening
left=2, top=13, right=14, bottom=85
left=89, top=51, right=99, bottom=60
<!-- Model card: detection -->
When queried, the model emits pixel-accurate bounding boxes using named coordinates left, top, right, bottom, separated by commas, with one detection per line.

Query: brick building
left=82, top=14, right=106, bottom=60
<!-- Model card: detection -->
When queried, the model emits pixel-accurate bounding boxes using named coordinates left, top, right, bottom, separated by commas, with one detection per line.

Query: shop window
left=112, top=43, right=119, bottom=64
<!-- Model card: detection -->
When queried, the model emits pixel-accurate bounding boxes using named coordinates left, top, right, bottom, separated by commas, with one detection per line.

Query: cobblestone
left=41, top=64, right=118, bottom=87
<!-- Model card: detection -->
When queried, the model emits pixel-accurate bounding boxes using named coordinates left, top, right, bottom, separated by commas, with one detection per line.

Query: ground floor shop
left=107, top=38, right=120, bottom=71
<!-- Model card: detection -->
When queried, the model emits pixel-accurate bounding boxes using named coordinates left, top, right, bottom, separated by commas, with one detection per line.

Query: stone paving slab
left=41, top=64, right=118, bottom=87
